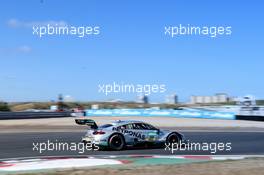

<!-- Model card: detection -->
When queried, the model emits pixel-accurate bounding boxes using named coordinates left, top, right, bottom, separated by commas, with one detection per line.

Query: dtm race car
left=75, top=118, right=185, bottom=150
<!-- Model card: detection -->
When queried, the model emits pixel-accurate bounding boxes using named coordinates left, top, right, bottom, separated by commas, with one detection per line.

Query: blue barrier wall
left=85, top=109, right=235, bottom=120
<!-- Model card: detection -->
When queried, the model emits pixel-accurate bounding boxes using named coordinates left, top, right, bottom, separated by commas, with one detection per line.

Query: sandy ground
left=1, top=117, right=264, bottom=133
left=19, top=158, right=264, bottom=175
left=1, top=116, right=264, bottom=127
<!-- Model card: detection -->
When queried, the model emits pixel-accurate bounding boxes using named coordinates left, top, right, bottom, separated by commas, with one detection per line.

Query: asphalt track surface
left=1, top=129, right=264, bottom=159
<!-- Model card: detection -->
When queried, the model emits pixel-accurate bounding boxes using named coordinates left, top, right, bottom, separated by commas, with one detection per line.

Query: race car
left=75, top=118, right=185, bottom=150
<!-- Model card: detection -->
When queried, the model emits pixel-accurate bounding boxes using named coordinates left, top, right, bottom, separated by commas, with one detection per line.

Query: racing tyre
left=108, top=134, right=125, bottom=151
left=166, top=133, right=181, bottom=146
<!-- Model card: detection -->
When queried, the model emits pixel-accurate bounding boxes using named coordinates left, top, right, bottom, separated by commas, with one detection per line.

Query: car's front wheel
left=108, top=134, right=125, bottom=151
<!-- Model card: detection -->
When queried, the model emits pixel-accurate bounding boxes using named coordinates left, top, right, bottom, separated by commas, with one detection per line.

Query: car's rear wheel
left=108, top=134, right=125, bottom=151
left=166, top=133, right=181, bottom=146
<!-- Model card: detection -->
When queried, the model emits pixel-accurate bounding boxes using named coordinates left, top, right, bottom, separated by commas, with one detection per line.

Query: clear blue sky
left=0, top=0, right=263, bottom=102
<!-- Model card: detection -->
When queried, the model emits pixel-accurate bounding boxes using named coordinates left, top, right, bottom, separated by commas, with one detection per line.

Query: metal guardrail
left=0, top=112, right=72, bottom=120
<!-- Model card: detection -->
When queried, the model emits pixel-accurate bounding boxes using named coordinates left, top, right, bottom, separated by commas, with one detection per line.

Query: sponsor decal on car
left=112, top=127, right=146, bottom=140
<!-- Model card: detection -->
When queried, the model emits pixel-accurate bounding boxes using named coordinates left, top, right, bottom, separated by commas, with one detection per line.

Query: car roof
left=111, top=120, right=144, bottom=126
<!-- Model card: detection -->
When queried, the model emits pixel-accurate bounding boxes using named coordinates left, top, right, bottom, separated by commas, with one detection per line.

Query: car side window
left=126, top=124, right=133, bottom=129
left=121, top=124, right=133, bottom=130
left=132, top=123, right=147, bottom=130
left=118, top=123, right=156, bottom=130
left=140, top=123, right=157, bottom=130
left=130, top=123, right=140, bottom=130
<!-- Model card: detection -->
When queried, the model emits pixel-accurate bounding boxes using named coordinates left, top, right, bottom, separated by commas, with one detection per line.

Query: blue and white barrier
left=85, top=109, right=235, bottom=120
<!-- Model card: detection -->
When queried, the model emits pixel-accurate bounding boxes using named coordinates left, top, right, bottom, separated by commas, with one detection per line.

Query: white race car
left=75, top=118, right=185, bottom=150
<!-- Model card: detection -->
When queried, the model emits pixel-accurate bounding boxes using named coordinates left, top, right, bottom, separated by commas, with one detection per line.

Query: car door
left=137, top=123, right=159, bottom=142
left=115, top=124, right=136, bottom=145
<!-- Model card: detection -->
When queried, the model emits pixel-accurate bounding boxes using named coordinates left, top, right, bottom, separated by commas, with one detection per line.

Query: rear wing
left=75, top=118, right=98, bottom=129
